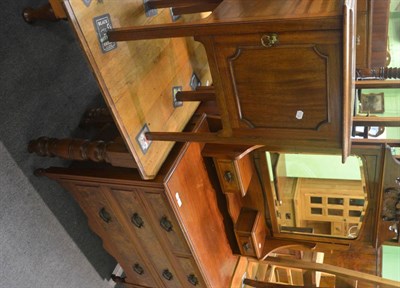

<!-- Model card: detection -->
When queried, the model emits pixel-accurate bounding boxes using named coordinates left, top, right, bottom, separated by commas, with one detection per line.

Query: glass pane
left=311, top=208, right=322, bottom=215
left=328, top=209, right=343, bottom=216
left=349, top=210, right=362, bottom=217
left=350, top=199, right=365, bottom=206
left=328, top=198, right=344, bottom=205
left=310, top=196, right=322, bottom=204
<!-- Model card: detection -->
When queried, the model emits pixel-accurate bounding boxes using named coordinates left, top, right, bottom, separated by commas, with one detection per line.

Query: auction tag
left=82, top=0, right=91, bottom=7
left=93, top=14, right=117, bottom=53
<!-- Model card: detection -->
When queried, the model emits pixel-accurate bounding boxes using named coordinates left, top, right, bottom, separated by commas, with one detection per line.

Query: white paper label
left=296, top=110, right=304, bottom=120
left=175, top=192, right=182, bottom=207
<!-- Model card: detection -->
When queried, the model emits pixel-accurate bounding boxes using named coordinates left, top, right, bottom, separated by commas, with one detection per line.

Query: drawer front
left=111, top=188, right=183, bottom=288
left=143, top=191, right=191, bottom=256
left=176, top=257, right=206, bottom=288
left=215, top=159, right=240, bottom=193
left=253, top=216, right=267, bottom=259
left=71, top=184, right=157, bottom=287
left=237, top=235, right=256, bottom=257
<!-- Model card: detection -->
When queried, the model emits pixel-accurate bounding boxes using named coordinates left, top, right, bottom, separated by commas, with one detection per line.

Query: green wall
left=382, top=245, right=400, bottom=281
left=282, top=154, right=362, bottom=180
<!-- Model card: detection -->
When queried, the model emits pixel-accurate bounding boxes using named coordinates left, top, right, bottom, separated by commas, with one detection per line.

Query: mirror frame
left=256, top=143, right=388, bottom=248
left=270, top=153, right=367, bottom=239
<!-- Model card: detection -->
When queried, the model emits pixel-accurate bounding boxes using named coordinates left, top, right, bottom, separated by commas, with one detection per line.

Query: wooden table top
left=63, top=0, right=211, bottom=179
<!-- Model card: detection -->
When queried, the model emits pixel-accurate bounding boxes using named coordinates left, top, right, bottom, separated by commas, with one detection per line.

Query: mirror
left=266, top=153, right=368, bottom=239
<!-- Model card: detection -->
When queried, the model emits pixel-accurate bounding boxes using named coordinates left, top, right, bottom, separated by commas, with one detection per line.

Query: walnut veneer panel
left=64, top=0, right=211, bottom=179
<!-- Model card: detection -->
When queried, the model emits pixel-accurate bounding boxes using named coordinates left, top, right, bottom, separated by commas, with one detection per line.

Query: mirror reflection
left=267, top=153, right=368, bottom=239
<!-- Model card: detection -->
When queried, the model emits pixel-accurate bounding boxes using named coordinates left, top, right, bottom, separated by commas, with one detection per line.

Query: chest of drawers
left=39, top=125, right=238, bottom=287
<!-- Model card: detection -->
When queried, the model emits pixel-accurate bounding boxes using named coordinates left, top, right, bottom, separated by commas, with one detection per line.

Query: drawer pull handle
left=99, top=207, right=111, bottom=223
left=261, top=33, right=279, bottom=48
left=223, top=171, right=233, bottom=183
left=162, top=269, right=173, bottom=281
left=160, top=216, right=173, bottom=232
left=131, top=213, right=144, bottom=228
left=133, top=263, right=144, bottom=275
left=188, top=274, right=199, bottom=286
left=243, top=242, right=250, bottom=251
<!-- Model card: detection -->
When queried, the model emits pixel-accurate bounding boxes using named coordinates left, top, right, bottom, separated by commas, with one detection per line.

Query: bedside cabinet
left=37, top=119, right=238, bottom=287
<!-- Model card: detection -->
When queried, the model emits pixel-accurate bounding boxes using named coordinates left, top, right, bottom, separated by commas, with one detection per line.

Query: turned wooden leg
left=357, top=67, right=400, bottom=80
left=22, top=0, right=66, bottom=24
left=28, top=137, right=137, bottom=168
left=22, top=3, right=58, bottom=23
left=110, top=274, right=126, bottom=284
left=79, top=107, right=114, bottom=129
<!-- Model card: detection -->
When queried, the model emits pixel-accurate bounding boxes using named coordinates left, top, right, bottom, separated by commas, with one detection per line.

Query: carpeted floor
left=0, top=0, right=117, bottom=287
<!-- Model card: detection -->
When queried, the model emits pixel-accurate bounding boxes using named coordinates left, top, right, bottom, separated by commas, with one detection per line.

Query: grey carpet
left=0, top=0, right=117, bottom=287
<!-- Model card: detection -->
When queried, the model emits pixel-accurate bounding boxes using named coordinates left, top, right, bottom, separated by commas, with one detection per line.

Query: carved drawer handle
left=261, top=33, right=279, bottom=48
left=133, top=263, right=144, bottom=275
left=162, top=269, right=173, bottom=281
left=160, top=216, right=173, bottom=232
left=223, top=171, right=233, bottom=183
left=188, top=274, right=199, bottom=286
left=243, top=242, right=250, bottom=251
left=98, top=207, right=111, bottom=223
left=131, top=213, right=144, bottom=228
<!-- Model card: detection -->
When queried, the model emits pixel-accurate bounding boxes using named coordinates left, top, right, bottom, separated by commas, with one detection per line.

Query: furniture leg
left=22, top=0, right=66, bottom=23
left=28, top=137, right=137, bottom=168
left=79, top=107, right=114, bottom=129
left=357, top=67, right=400, bottom=80
left=107, top=21, right=242, bottom=41
left=22, top=3, right=57, bottom=23
left=175, top=89, right=215, bottom=102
